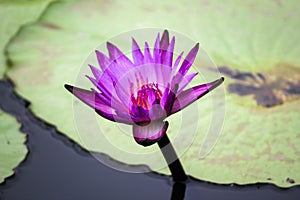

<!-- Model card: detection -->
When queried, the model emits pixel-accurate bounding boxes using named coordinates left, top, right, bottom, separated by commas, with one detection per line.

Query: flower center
left=131, top=83, right=162, bottom=110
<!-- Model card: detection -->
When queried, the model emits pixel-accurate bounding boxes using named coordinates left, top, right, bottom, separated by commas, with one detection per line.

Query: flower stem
left=157, top=133, right=187, bottom=182
left=170, top=182, right=186, bottom=200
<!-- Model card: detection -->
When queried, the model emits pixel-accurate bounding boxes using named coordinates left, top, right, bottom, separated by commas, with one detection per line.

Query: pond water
left=0, top=79, right=299, bottom=200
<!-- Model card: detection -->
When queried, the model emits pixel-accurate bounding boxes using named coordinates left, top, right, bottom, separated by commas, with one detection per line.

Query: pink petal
left=178, top=43, right=199, bottom=76
left=153, top=33, right=161, bottom=63
left=64, top=84, right=132, bottom=124
left=164, top=84, right=178, bottom=114
left=106, top=42, right=133, bottom=70
left=144, top=42, right=153, bottom=63
left=172, top=51, right=184, bottom=72
left=162, top=36, right=175, bottom=67
left=89, top=64, right=102, bottom=79
left=160, top=86, right=170, bottom=108
left=132, top=38, right=144, bottom=65
left=177, top=72, right=198, bottom=93
left=133, top=121, right=169, bottom=146
left=87, top=65, right=115, bottom=97
left=86, top=75, right=111, bottom=99
left=94, top=51, right=122, bottom=83
left=90, top=88, right=127, bottom=114
left=97, top=70, right=116, bottom=94
left=149, top=103, right=167, bottom=121
left=91, top=88, right=111, bottom=106
left=171, top=77, right=224, bottom=114
left=160, top=30, right=169, bottom=51
left=160, top=30, right=170, bottom=66
left=95, top=50, right=113, bottom=71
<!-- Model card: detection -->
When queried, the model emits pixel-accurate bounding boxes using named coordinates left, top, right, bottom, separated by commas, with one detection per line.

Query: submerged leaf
left=0, top=110, right=28, bottom=183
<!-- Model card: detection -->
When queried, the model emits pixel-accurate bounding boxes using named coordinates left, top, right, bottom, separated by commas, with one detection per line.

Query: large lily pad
left=0, top=110, right=28, bottom=183
left=5, top=0, right=300, bottom=187
left=0, top=0, right=55, bottom=77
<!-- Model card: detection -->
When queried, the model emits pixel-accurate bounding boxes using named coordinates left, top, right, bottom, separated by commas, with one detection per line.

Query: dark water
left=0, top=79, right=299, bottom=200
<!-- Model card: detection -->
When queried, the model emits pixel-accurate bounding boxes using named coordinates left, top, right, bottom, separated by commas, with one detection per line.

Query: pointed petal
left=95, top=50, right=129, bottom=83
left=89, top=64, right=102, bottom=79
left=132, top=38, right=144, bottom=65
left=89, top=64, right=123, bottom=101
left=87, top=66, right=114, bottom=98
left=106, top=42, right=133, bottom=69
left=87, top=76, right=129, bottom=113
left=160, top=86, right=169, bottom=108
left=97, top=70, right=116, bottom=93
left=164, top=83, right=178, bottom=114
left=162, top=36, right=175, bottom=67
left=86, top=75, right=111, bottom=99
left=133, top=121, right=168, bottom=146
left=95, top=50, right=112, bottom=71
left=177, top=72, right=198, bottom=93
left=173, top=51, right=184, bottom=72
left=112, top=72, right=136, bottom=108
left=160, top=30, right=169, bottom=65
left=64, top=84, right=132, bottom=124
left=160, top=30, right=169, bottom=51
left=144, top=42, right=153, bottom=63
left=171, top=77, right=224, bottom=114
left=65, top=84, right=106, bottom=110
left=178, top=43, right=199, bottom=76
left=91, top=88, right=111, bottom=106
left=153, top=32, right=161, bottom=63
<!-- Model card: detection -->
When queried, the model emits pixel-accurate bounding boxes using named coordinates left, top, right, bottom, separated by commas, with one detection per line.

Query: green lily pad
left=0, top=0, right=55, bottom=77
left=5, top=0, right=300, bottom=187
left=0, top=110, right=28, bottom=183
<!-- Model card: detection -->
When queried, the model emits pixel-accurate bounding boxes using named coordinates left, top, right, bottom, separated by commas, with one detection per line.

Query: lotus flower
left=65, top=30, right=224, bottom=146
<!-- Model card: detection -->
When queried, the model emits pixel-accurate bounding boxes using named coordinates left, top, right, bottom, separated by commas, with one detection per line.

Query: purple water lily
left=65, top=30, right=224, bottom=147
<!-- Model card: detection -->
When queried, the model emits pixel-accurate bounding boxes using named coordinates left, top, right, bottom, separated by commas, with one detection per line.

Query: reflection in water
left=170, top=182, right=186, bottom=200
